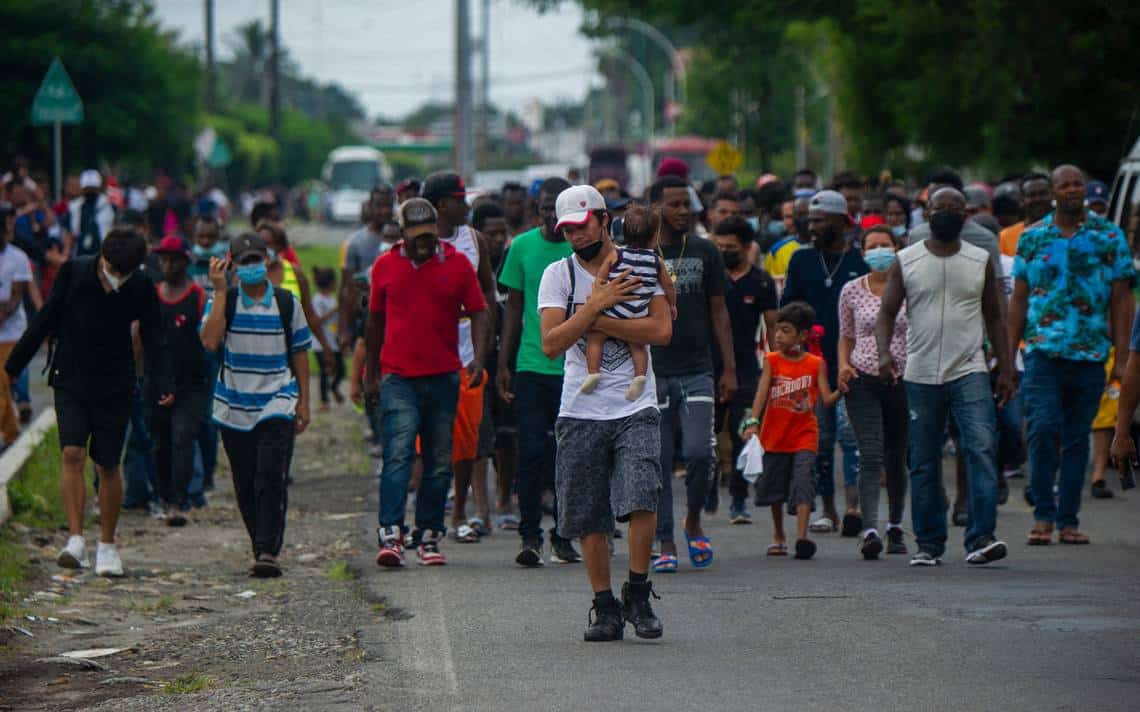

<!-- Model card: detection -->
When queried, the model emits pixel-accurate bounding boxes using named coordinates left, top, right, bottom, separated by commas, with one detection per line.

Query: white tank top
left=442, top=225, right=478, bottom=366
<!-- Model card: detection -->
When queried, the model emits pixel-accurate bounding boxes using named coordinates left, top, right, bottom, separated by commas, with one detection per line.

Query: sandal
left=454, top=523, right=480, bottom=543
left=684, top=532, right=714, bottom=568
left=809, top=517, right=836, bottom=533
left=1027, top=524, right=1053, bottom=546
left=468, top=517, right=491, bottom=537
left=651, top=553, right=678, bottom=573
left=841, top=511, right=863, bottom=537
left=766, top=542, right=788, bottom=556
left=495, top=513, right=520, bottom=530
left=1058, top=529, right=1090, bottom=545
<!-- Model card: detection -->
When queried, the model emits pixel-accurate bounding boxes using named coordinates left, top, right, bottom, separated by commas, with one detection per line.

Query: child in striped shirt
left=580, top=204, right=676, bottom=401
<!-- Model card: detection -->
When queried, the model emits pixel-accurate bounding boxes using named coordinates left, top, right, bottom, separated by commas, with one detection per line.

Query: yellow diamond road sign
left=31, top=58, right=83, bottom=126
left=706, top=141, right=742, bottom=176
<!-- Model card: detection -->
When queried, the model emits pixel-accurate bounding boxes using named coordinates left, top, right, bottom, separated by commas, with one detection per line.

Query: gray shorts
left=755, top=451, right=816, bottom=507
left=554, top=407, right=661, bottom=539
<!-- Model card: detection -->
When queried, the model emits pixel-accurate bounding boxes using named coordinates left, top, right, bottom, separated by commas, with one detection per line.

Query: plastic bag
left=736, top=435, right=765, bottom=484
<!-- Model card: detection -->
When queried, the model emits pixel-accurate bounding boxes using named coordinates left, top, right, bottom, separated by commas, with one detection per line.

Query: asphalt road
left=355, top=469, right=1140, bottom=712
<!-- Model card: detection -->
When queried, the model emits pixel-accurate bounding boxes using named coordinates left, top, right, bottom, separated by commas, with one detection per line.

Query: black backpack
left=221, top=286, right=296, bottom=378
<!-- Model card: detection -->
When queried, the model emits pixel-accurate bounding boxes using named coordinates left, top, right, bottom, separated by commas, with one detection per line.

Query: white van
left=321, top=146, right=393, bottom=224
left=1107, top=137, right=1140, bottom=233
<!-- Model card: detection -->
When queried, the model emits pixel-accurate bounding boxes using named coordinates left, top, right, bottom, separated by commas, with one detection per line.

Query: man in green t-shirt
left=497, top=177, right=580, bottom=567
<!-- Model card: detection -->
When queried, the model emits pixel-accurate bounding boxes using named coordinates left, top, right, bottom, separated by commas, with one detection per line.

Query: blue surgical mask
left=236, top=263, right=267, bottom=285
left=863, top=246, right=897, bottom=273
left=746, top=216, right=760, bottom=232
left=766, top=220, right=786, bottom=238
left=890, top=225, right=907, bottom=239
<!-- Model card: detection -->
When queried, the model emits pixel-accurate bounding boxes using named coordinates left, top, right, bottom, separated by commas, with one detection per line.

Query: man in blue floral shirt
left=1009, top=164, right=1136, bottom=546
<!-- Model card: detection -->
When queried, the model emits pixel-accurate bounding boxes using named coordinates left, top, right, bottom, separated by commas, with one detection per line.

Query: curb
left=0, top=407, right=57, bottom=525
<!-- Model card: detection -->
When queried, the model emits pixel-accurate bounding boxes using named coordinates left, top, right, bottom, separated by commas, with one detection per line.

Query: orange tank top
left=759, top=351, right=821, bottom=453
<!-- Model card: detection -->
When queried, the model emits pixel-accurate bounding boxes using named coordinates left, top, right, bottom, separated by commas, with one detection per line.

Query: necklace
left=818, top=248, right=845, bottom=288
left=659, top=235, right=687, bottom=283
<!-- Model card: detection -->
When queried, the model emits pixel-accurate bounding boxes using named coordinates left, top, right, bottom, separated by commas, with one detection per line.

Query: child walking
left=740, top=302, right=840, bottom=560
left=579, top=203, right=676, bottom=401
left=311, top=266, right=343, bottom=410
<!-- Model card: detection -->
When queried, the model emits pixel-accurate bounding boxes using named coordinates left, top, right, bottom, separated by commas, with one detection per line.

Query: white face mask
left=102, top=266, right=123, bottom=292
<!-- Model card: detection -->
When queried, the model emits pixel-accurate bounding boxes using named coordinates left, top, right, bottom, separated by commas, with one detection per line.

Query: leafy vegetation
left=162, top=672, right=214, bottom=694
left=325, top=561, right=358, bottom=582
left=7, top=427, right=65, bottom=529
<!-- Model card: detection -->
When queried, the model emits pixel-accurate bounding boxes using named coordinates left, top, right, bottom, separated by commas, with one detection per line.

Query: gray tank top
left=898, top=240, right=989, bottom=385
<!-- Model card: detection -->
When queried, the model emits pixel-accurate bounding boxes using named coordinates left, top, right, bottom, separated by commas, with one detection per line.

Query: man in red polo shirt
left=364, top=198, right=488, bottom=567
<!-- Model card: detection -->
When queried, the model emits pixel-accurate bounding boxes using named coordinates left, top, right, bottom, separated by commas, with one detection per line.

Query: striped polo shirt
left=202, top=281, right=312, bottom=431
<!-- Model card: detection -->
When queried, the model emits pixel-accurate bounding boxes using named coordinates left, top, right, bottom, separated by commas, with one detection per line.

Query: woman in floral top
left=837, top=225, right=909, bottom=560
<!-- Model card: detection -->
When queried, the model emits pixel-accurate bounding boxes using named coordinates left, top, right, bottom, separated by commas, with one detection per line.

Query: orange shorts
left=416, top=368, right=486, bottom=463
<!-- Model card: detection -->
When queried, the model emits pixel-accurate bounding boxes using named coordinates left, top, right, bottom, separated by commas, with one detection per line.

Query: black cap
left=230, top=232, right=268, bottom=262
left=421, top=171, right=469, bottom=207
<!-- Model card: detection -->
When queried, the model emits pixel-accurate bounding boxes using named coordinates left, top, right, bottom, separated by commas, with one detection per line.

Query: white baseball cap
left=79, top=169, right=102, bottom=189
left=809, top=189, right=853, bottom=223
left=555, top=185, right=606, bottom=231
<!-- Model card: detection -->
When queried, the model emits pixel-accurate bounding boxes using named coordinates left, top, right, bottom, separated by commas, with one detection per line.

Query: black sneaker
left=584, top=598, right=624, bottom=642
left=841, top=512, right=863, bottom=537
left=966, top=537, right=1008, bottom=565
left=516, top=538, right=544, bottom=567
left=550, top=536, right=582, bottom=564
left=859, top=531, right=883, bottom=560
left=885, top=527, right=908, bottom=555
left=621, top=581, right=663, bottom=639
left=1091, top=480, right=1114, bottom=499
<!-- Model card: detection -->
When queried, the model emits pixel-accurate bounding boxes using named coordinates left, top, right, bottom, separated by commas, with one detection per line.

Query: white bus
left=321, top=146, right=393, bottom=224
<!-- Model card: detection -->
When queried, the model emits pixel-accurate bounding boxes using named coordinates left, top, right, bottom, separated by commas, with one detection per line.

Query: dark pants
left=715, top=381, right=757, bottom=506
left=122, top=384, right=157, bottom=508
left=221, top=418, right=295, bottom=558
left=514, top=371, right=564, bottom=542
left=317, top=350, right=345, bottom=404
left=1023, top=352, right=1105, bottom=530
left=378, top=372, right=459, bottom=534
left=148, top=385, right=208, bottom=508
left=197, top=350, right=222, bottom=491
left=844, top=373, right=908, bottom=530
left=656, top=372, right=715, bottom=543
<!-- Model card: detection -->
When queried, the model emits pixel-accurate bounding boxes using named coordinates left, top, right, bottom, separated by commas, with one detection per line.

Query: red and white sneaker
left=376, top=526, right=406, bottom=568
left=417, top=530, right=447, bottom=566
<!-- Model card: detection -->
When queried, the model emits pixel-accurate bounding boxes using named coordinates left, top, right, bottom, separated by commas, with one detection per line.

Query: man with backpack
left=199, top=232, right=312, bottom=578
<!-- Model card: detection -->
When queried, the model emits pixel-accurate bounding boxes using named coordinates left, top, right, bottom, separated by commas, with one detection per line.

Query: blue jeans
left=122, top=385, right=158, bottom=508
left=656, top=372, right=715, bottom=543
left=197, top=350, right=222, bottom=491
left=906, top=373, right=999, bottom=557
left=11, top=367, right=29, bottom=405
left=815, top=400, right=860, bottom=500
left=377, top=372, right=459, bottom=534
left=1023, top=352, right=1105, bottom=530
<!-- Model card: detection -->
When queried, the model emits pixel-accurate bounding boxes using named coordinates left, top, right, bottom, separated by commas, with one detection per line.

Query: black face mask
left=794, top=217, right=810, bottom=240
left=722, top=251, right=743, bottom=269
left=573, top=240, right=604, bottom=262
left=929, top=212, right=965, bottom=242
left=814, top=225, right=841, bottom=248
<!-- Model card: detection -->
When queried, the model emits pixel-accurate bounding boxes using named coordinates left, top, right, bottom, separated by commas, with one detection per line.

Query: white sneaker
left=95, top=542, right=125, bottom=577
left=57, top=535, right=88, bottom=569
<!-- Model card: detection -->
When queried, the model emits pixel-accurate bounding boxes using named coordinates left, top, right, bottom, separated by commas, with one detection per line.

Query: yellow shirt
left=763, top=238, right=803, bottom=278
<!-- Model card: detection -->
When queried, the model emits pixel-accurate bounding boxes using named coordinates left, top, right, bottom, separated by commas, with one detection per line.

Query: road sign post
left=30, top=58, right=83, bottom=202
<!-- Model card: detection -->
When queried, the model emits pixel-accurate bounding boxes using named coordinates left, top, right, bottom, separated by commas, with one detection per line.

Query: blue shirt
left=1013, top=212, right=1134, bottom=362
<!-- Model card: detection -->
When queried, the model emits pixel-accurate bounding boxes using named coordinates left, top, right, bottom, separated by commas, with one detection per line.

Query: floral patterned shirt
left=1013, top=212, right=1134, bottom=362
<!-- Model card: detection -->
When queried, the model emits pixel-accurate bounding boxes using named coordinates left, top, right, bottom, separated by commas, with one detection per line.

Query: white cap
left=809, top=189, right=852, bottom=222
left=555, top=185, right=607, bottom=231
left=79, top=169, right=102, bottom=189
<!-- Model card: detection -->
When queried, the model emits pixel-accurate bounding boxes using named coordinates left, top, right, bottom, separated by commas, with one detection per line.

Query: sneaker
left=860, top=530, right=883, bottom=560
left=94, top=542, right=125, bottom=577
left=885, top=527, right=908, bottom=555
left=251, top=553, right=282, bottom=578
left=376, top=526, right=406, bottom=568
left=584, top=598, right=624, bottom=642
left=728, top=502, right=753, bottom=525
left=966, top=537, right=1008, bottom=565
left=417, top=530, right=447, bottom=566
left=909, top=551, right=941, bottom=567
left=550, top=536, right=582, bottom=564
left=148, top=502, right=166, bottom=520
left=57, top=535, right=88, bottom=569
left=1091, top=479, right=1114, bottom=499
left=516, top=538, right=544, bottom=567
left=621, top=581, right=663, bottom=639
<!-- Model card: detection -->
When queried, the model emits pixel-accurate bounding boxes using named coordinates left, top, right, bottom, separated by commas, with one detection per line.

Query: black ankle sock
left=629, top=570, right=648, bottom=584
left=594, top=589, right=616, bottom=607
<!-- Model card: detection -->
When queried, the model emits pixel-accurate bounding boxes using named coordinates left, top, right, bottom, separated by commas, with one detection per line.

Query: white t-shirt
left=311, top=292, right=337, bottom=353
left=537, top=254, right=664, bottom=421
left=0, top=244, right=32, bottom=343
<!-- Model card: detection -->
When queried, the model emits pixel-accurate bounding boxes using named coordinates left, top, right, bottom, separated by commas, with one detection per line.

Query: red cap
left=656, top=156, right=689, bottom=179
left=860, top=215, right=886, bottom=229
left=154, top=235, right=191, bottom=258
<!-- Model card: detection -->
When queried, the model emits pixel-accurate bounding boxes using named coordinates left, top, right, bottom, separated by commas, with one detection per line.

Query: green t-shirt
left=498, top=227, right=574, bottom=375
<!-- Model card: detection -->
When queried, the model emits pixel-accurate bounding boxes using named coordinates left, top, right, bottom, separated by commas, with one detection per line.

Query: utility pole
left=454, top=0, right=475, bottom=179
left=794, top=83, right=806, bottom=170
left=269, top=0, right=280, bottom=138
left=477, top=0, right=490, bottom=169
left=204, top=0, right=215, bottom=111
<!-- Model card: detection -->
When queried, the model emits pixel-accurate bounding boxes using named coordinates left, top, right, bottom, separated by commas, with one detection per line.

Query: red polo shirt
left=369, top=240, right=486, bottom=377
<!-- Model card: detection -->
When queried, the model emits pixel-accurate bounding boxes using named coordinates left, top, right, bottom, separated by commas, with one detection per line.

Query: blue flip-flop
left=651, top=553, right=678, bottom=573
left=684, top=532, right=714, bottom=568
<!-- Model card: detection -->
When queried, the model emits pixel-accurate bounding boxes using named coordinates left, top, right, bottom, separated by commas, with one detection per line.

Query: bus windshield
left=329, top=160, right=381, bottom=191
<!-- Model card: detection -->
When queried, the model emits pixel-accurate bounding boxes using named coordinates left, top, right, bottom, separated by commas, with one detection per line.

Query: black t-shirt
left=713, top=265, right=778, bottom=387
left=152, top=282, right=207, bottom=390
left=651, top=235, right=726, bottom=377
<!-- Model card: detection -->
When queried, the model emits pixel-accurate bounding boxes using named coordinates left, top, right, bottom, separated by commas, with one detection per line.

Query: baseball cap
left=656, top=157, right=689, bottom=180
left=1087, top=180, right=1109, bottom=206
left=79, top=169, right=102, bottom=189
left=755, top=173, right=780, bottom=188
left=230, top=232, right=268, bottom=262
left=421, top=171, right=471, bottom=207
left=555, top=185, right=606, bottom=231
left=398, top=197, right=438, bottom=237
left=809, top=189, right=852, bottom=223
left=154, top=235, right=191, bottom=258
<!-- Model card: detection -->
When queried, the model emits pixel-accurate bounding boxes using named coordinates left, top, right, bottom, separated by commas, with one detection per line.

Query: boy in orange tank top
left=740, top=302, right=841, bottom=559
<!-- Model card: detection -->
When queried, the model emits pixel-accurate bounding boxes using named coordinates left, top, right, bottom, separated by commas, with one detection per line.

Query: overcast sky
left=152, top=0, right=598, bottom=119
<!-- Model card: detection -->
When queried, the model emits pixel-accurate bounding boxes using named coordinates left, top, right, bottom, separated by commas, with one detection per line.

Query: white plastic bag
left=736, top=435, right=765, bottom=484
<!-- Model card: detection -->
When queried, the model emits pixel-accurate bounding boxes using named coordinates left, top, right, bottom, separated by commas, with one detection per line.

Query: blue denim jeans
left=815, top=400, right=860, bottom=500
left=906, top=373, right=999, bottom=557
left=656, top=372, right=715, bottom=544
left=836, top=400, right=860, bottom=488
left=378, top=371, right=459, bottom=534
left=1022, top=352, right=1105, bottom=530
left=122, top=384, right=158, bottom=508
left=197, top=350, right=222, bottom=491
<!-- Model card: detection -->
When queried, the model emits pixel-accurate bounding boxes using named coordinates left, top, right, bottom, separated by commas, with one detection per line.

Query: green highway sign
left=31, top=58, right=83, bottom=126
